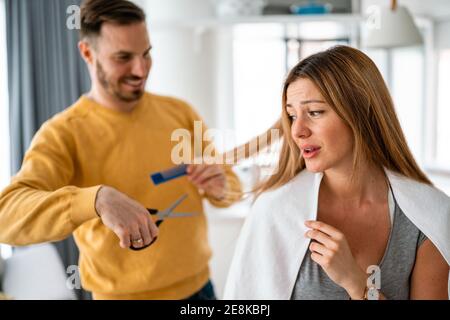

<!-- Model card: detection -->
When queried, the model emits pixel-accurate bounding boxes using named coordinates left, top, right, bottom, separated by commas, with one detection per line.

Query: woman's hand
left=304, top=220, right=368, bottom=299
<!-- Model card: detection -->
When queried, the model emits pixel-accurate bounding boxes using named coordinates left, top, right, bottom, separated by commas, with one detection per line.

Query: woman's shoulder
left=386, top=170, right=450, bottom=205
left=386, top=169, right=450, bottom=264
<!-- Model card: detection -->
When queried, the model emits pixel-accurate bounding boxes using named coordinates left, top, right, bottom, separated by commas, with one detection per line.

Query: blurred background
left=0, top=0, right=449, bottom=299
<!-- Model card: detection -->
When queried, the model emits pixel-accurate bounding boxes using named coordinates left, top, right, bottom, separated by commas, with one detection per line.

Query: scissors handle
left=129, top=237, right=158, bottom=251
left=129, top=209, right=162, bottom=251
left=147, top=208, right=164, bottom=226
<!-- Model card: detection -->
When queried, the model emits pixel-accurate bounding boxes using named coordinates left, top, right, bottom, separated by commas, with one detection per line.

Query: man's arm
left=0, top=118, right=159, bottom=249
left=0, top=119, right=101, bottom=245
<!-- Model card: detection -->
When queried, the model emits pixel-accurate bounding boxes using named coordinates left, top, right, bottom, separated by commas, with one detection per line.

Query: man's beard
left=96, top=61, right=146, bottom=103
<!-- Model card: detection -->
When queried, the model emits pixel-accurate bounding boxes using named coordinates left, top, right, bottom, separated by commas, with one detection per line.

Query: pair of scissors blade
left=156, top=193, right=188, bottom=220
left=164, top=212, right=199, bottom=219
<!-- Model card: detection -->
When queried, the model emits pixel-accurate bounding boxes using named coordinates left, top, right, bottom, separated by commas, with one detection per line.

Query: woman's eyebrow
left=300, top=100, right=326, bottom=105
left=286, top=100, right=326, bottom=108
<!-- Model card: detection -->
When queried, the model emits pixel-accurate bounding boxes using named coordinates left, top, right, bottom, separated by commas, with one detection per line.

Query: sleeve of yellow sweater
left=0, top=117, right=100, bottom=246
left=179, top=100, right=243, bottom=208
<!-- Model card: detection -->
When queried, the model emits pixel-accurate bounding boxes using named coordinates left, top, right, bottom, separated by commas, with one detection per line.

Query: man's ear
left=78, top=40, right=94, bottom=65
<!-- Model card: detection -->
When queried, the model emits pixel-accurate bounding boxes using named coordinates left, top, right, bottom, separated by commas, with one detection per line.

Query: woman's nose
left=291, top=115, right=311, bottom=139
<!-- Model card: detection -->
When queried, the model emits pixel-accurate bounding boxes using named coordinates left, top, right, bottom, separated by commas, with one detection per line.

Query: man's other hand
left=186, top=164, right=226, bottom=200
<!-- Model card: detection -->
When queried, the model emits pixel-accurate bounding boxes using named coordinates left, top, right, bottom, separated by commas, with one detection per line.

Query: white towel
left=224, top=169, right=450, bottom=299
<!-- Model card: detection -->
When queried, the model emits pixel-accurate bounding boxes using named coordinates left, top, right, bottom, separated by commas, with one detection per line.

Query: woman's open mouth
left=302, top=146, right=321, bottom=159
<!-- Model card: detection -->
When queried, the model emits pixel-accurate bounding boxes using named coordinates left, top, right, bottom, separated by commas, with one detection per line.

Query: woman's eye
left=288, top=114, right=297, bottom=121
left=308, top=111, right=324, bottom=117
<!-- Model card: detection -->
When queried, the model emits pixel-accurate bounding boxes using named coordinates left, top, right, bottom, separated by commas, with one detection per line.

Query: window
left=365, top=46, right=425, bottom=165
left=364, top=22, right=430, bottom=167
left=231, top=22, right=352, bottom=146
left=228, top=21, right=356, bottom=181
left=436, top=49, right=450, bottom=168
left=232, top=23, right=286, bottom=146
left=0, top=0, right=12, bottom=259
left=284, top=22, right=350, bottom=71
left=391, top=47, right=425, bottom=163
left=363, top=21, right=450, bottom=195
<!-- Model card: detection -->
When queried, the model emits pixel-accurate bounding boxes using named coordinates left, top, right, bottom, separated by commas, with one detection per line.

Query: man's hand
left=95, top=186, right=159, bottom=249
left=187, top=164, right=227, bottom=200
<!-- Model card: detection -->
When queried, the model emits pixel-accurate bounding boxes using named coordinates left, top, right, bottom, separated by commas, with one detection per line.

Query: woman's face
left=286, top=78, right=354, bottom=173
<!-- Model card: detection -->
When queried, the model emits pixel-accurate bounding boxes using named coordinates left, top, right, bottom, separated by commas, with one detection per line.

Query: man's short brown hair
left=80, top=0, right=146, bottom=40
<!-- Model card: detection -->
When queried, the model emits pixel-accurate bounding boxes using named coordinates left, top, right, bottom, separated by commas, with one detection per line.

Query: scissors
left=130, top=194, right=198, bottom=251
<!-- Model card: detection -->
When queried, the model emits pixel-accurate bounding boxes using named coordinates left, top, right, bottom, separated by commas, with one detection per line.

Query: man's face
left=90, top=22, right=152, bottom=103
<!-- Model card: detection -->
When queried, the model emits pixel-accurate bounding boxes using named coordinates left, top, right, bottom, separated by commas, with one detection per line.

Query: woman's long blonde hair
left=227, top=45, right=431, bottom=196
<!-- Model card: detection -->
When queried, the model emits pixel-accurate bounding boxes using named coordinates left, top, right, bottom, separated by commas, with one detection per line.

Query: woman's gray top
left=291, top=188, right=428, bottom=300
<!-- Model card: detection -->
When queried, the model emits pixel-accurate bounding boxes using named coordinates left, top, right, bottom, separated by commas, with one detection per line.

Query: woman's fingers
left=305, top=220, right=343, bottom=239
left=310, top=252, right=329, bottom=267
left=305, top=229, right=337, bottom=250
left=309, top=241, right=332, bottom=256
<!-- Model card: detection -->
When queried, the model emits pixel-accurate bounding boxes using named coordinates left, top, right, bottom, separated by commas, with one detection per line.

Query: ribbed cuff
left=70, top=185, right=102, bottom=226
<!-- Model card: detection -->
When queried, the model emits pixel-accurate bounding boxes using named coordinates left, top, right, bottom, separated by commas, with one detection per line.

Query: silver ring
left=132, top=238, right=143, bottom=244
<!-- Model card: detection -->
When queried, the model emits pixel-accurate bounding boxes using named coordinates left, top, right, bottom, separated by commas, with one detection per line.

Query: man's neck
left=87, top=87, right=139, bottom=113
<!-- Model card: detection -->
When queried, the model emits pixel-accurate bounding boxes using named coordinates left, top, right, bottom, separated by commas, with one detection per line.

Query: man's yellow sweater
left=0, top=93, right=241, bottom=299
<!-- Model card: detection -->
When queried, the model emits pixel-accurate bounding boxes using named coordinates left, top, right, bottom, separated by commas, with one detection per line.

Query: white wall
left=134, top=0, right=218, bottom=127
left=134, top=0, right=213, bottom=21
left=437, top=20, right=450, bottom=49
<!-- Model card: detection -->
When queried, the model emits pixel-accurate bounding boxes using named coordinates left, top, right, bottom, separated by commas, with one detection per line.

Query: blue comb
left=150, top=164, right=188, bottom=185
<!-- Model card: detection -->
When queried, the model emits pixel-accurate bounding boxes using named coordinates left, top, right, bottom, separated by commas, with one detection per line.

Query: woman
left=224, top=46, right=450, bottom=300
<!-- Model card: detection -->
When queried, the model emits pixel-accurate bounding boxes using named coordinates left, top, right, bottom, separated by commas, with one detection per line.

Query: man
left=0, top=0, right=241, bottom=299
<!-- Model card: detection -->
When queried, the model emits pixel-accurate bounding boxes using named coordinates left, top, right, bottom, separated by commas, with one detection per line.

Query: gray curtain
left=6, top=0, right=91, bottom=300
